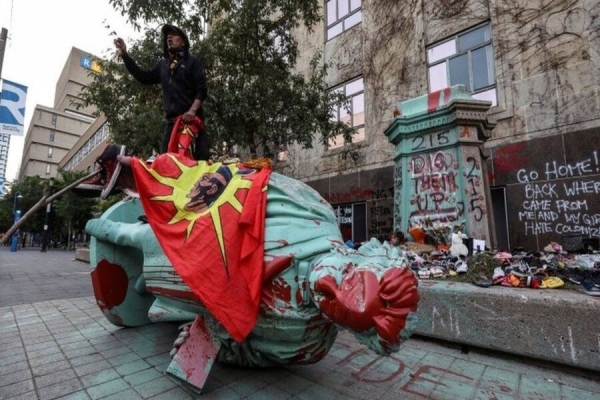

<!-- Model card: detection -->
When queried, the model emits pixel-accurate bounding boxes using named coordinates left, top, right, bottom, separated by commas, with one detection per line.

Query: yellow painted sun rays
left=139, top=155, right=252, bottom=259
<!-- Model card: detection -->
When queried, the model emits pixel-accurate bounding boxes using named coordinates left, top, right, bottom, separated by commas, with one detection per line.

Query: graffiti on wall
left=464, top=156, right=486, bottom=222
left=515, top=151, right=600, bottom=238
left=323, top=186, right=394, bottom=240
left=408, top=148, right=464, bottom=225
left=394, top=163, right=403, bottom=235
left=368, top=187, right=394, bottom=238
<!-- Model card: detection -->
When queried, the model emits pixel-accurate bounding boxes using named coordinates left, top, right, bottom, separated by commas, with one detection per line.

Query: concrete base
left=75, top=248, right=90, bottom=263
left=415, top=281, right=600, bottom=372
left=72, top=245, right=599, bottom=370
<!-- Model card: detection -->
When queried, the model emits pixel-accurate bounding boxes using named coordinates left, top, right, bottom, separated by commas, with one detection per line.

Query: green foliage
left=82, top=31, right=165, bottom=158
left=79, top=0, right=355, bottom=161
left=53, top=170, right=98, bottom=235
left=1, top=177, right=48, bottom=234
left=0, top=173, right=97, bottom=243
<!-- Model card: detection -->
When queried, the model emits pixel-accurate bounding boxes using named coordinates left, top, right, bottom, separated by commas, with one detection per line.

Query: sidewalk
left=1, top=249, right=600, bottom=399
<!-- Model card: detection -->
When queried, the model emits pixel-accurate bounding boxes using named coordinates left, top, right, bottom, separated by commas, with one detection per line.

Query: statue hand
left=170, top=323, right=192, bottom=358
left=314, top=270, right=381, bottom=332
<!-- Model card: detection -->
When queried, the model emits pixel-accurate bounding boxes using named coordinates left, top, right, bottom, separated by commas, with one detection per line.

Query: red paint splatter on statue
left=91, top=260, right=129, bottom=310
left=261, top=276, right=293, bottom=313
left=263, top=255, right=294, bottom=283
left=146, top=286, right=201, bottom=303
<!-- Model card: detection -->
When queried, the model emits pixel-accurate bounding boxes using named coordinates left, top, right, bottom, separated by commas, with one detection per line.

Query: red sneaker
left=116, top=164, right=138, bottom=198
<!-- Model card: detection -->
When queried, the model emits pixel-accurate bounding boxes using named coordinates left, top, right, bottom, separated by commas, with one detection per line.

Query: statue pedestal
left=166, top=315, right=222, bottom=393
left=384, top=85, right=496, bottom=245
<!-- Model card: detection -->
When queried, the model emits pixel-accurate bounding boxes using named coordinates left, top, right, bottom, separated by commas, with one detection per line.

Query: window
left=45, top=164, right=51, bottom=175
left=328, top=77, right=365, bottom=149
left=47, top=147, right=53, bottom=158
left=326, top=0, right=362, bottom=41
left=49, top=130, right=55, bottom=142
left=427, top=23, right=497, bottom=106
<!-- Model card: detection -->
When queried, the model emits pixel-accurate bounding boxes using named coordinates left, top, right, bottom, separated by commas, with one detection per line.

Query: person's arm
left=115, top=37, right=161, bottom=85
left=182, top=57, right=208, bottom=123
left=121, top=54, right=161, bottom=85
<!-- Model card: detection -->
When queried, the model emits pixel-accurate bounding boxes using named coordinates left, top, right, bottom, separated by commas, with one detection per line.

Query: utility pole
left=0, top=28, right=7, bottom=77
left=40, top=178, right=54, bottom=252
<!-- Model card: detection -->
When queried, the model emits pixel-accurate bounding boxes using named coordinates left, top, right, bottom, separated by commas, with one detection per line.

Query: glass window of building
left=328, top=77, right=365, bottom=149
left=326, top=0, right=362, bottom=41
left=48, top=147, right=53, bottom=158
left=49, top=130, right=55, bottom=142
left=427, top=23, right=497, bottom=106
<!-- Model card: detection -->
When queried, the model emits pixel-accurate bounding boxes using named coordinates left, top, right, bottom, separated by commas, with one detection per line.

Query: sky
left=0, top=0, right=140, bottom=181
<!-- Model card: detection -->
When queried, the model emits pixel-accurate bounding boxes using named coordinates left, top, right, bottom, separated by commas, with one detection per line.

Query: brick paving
left=1, top=247, right=600, bottom=399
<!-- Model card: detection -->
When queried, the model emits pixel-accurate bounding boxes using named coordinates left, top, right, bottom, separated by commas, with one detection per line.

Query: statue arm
left=86, top=219, right=150, bottom=251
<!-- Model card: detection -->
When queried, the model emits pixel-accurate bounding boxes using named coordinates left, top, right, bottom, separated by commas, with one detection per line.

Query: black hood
left=162, top=24, right=190, bottom=56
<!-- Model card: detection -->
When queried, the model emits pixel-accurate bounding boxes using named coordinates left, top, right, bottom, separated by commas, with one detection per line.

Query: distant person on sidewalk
left=114, top=24, right=210, bottom=160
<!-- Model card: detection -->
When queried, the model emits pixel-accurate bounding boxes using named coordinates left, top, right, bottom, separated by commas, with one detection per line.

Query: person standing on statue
left=114, top=24, right=210, bottom=160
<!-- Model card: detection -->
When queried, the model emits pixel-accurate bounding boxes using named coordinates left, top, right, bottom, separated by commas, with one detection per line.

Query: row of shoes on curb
left=490, top=247, right=600, bottom=296
left=405, top=243, right=600, bottom=297
left=407, top=252, right=469, bottom=279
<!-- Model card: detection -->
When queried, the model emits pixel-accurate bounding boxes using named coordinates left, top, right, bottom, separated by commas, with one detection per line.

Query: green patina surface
left=86, top=171, right=420, bottom=375
left=384, top=85, right=495, bottom=241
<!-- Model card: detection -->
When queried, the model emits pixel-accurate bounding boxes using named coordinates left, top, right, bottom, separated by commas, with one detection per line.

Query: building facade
left=59, top=115, right=110, bottom=175
left=18, top=47, right=98, bottom=180
left=279, top=0, right=600, bottom=251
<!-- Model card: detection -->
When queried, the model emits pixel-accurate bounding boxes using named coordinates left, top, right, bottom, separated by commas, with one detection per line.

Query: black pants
left=161, top=120, right=211, bottom=161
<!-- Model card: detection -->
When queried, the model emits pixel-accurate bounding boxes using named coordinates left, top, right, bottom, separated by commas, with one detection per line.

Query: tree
left=79, top=0, right=355, bottom=161
left=0, top=177, right=53, bottom=247
left=0, top=173, right=98, bottom=246
left=53, top=170, right=99, bottom=247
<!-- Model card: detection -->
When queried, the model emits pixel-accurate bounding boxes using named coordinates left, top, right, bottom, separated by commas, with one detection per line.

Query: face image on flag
left=130, top=154, right=271, bottom=342
left=0, top=79, right=28, bottom=136
left=184, top=165, right=235, bottom=213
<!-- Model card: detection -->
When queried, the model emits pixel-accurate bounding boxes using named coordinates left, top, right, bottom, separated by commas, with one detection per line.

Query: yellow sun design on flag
left=140, top=155, right=253, bottom=260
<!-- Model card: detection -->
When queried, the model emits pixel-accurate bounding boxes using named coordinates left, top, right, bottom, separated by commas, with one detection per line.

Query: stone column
left=384, top=85, right=496, bottom=245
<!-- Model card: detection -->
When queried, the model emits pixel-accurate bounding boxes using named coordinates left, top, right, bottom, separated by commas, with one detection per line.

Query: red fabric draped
left=130, top=154, right=270, bottom=342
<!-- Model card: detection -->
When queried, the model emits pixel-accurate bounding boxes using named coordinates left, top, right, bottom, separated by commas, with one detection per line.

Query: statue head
left=309, top=238, right=419, bottom=355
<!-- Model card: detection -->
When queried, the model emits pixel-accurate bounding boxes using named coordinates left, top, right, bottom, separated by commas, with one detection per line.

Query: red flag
left=130, top=154, right=270, bottom=342
left=167, top=116, right=205, bottom=159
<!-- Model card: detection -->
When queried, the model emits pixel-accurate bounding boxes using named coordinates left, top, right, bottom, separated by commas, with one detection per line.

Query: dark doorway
left=491, top=187, right=510, bottom=251
left=333, top=202, right=367, bottom=243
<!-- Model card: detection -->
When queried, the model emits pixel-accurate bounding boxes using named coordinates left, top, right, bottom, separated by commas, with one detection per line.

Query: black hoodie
left=121, top=24, right=208, bottom=120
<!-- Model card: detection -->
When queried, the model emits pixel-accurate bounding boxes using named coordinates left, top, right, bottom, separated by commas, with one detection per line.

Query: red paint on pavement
left=401, top=365, right=473, bottom=398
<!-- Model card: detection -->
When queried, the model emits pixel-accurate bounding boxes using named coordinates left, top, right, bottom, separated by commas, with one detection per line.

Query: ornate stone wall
left=283, top=0, right=600, bottom=249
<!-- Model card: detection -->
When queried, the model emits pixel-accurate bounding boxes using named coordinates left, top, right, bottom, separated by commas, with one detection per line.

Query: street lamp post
left=10, top=192, right=23, bottom=252
left=41, top=178, right=54, bottom=252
